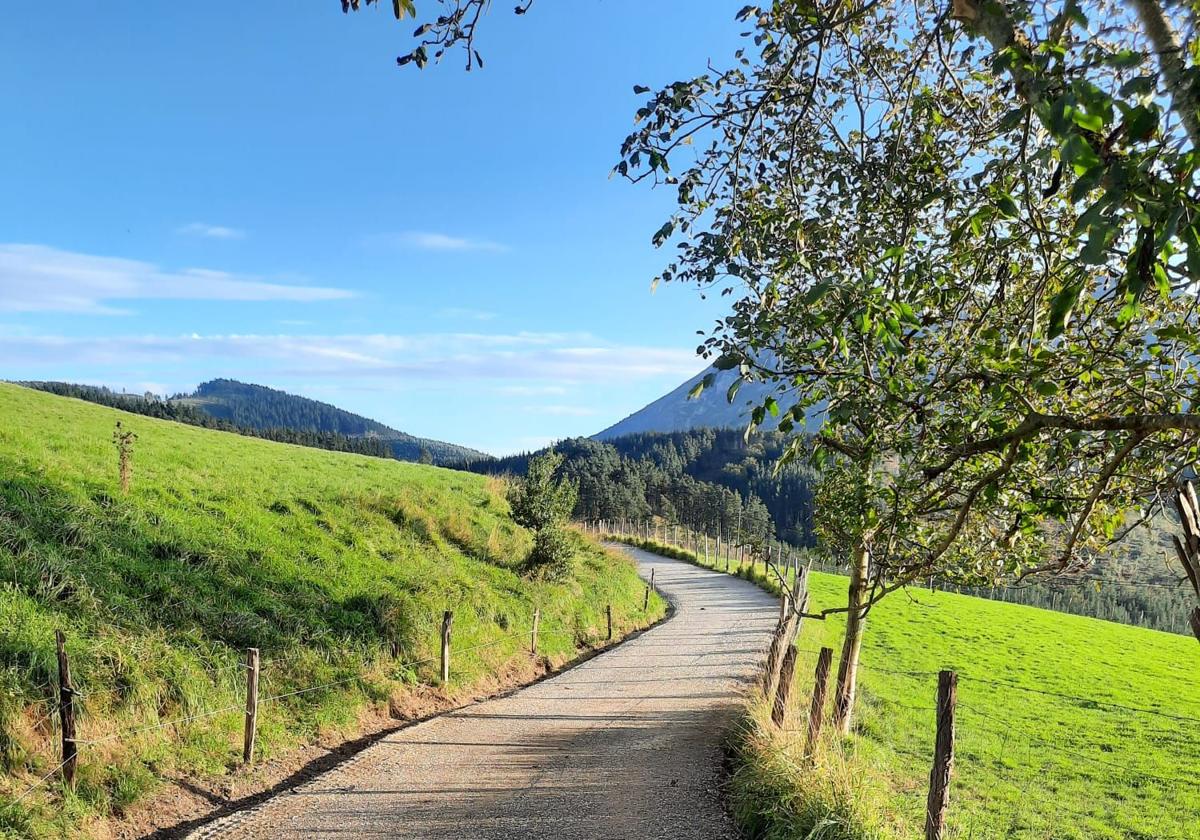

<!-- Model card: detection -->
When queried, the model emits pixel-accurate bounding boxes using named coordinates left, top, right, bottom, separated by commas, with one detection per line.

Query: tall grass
left=606, top=531, right=1200, bottom=839
left=0, top=384, right=665, bottom=838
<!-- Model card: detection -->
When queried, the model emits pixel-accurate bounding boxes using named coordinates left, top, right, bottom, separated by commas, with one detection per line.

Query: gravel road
left=187, top=546, right=778, bottom=839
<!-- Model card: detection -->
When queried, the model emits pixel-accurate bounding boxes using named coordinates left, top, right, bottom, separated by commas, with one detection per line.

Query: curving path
left=187, top=546, right=778, bottom=839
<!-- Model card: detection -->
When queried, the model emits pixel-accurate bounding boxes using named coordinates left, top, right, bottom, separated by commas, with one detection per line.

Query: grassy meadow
left=610, top=534, right=1200, bottom=840
left=0, top=383, right=663, bottom=838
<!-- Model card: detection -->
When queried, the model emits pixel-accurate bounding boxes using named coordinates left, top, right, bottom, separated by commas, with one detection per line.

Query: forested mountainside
left=174, top=379, right=486, bottom=463
left=464, top=428, right=817, bottom=546
left=471, top=426, right=1195, bottom=635
left=16, top=380, right=485, bottom=465
left=16, top=381, right=395, bottom=459
left=177, top=379, right=394, bottom=436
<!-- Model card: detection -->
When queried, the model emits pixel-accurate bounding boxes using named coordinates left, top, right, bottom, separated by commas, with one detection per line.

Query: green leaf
left=1104, top=49, right=1144, bottom=69
left=995, top=193, right=1019, bottom=218
left=688, top=373, right=715, bottom=400
left=1061, top=134, right=1101, bottom=176
left=765, top=397, right=779, bottom=417
left=1047, top=281, right=1084, bottom=339
left=1120, top=75, right=1156, bottom=98
left=1070, top=108, right=1103, bottom=133
left=726, top=378, right=743, bottom=404
left=1124, top=105, right=1159, bottom=141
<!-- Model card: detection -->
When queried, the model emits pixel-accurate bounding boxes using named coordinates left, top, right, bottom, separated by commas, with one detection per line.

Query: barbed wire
left=3, top=615, right=606, bottom=808
left=958, top=675, right=1200, bottom=725
left=4, top=756, right=73, bottom=810
left=957, top=703, right=1179, bottom=786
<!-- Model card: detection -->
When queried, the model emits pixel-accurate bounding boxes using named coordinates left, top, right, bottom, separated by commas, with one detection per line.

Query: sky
left=0, top=1, right=745, bottom=455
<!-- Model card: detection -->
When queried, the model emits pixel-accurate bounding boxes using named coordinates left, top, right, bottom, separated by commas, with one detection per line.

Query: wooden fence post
left=54, top=630, right=77, bottom=786
left=771, top=645, right=798, bottom=727
left=531, top=608, right=541, bottom=655
left=765, top=566, right=808, bottom=696
left=606, top=605, right=613, bottom=640
left=924, top=670, right=957, bottom=840
left=441, top=610, right=454, bottom=684
left=243, top=647, right=260, bottom=764
left=805, top=646, right=834, bottom=755
left=643, top=569, right=655, bottom=610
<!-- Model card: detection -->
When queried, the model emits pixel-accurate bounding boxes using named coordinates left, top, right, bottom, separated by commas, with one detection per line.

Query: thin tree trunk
left=1127, top=0, right=1200, bottom=148
left=956, top=0, right=1200, bottom=148
left=831, top=539, right=870, bottom=735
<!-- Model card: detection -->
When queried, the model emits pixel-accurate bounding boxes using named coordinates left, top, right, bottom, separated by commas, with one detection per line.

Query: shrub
left=508, top=451, right=578, bottom=579
left=524, top=526, right=576, bottom=581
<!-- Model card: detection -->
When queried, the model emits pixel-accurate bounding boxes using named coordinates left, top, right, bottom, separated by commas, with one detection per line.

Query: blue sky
left=0, top=2, right=743, bottom=454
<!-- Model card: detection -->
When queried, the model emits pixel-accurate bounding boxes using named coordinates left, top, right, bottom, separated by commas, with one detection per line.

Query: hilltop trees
left=471, top=430, right=815, bottom=547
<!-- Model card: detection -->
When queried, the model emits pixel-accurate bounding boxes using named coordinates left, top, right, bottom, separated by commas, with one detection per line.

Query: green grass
left=608, top=533, right=1200, bottom=840
left=0, top=384, right=664, bottom=838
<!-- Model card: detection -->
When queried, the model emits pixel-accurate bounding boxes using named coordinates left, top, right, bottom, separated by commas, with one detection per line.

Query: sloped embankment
left=0, top=383, right=662, bottom=838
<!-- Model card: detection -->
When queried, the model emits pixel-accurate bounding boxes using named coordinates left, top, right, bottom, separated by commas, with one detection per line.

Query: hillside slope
left=617, top=535, right=1200, bottom=839
left=174, top=379, right=486, bottom=464
left=593, top=362, right=821, bottom=440
left=0, top=383, right=660, bottom=838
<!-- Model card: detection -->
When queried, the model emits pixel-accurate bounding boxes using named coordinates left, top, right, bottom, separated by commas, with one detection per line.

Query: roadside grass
left=0, top=383, right=664, bottom=838
left=609, top=533, right=1200, bottom=840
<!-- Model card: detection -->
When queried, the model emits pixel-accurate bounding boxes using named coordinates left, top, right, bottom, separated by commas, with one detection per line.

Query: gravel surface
left=187, top=546, right=778, bottom=839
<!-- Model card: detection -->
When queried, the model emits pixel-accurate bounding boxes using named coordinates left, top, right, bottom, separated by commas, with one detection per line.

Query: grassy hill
left=614, top=535, right=1200, bottom=839
left=0, top=383, right=660, bottom=838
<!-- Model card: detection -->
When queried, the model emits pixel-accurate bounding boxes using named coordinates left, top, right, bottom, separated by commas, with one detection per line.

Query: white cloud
left=375, top=231, right=507, bottom=252
left=177, top=222, right=245, bottom=240
left=0, top=331, right=700, bottom=385
left=0, top=244, right=354, bottom=314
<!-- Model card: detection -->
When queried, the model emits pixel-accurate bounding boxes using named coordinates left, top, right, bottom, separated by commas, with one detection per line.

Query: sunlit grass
left=612, top=533, right=1200, bottom=839
left=0, top=383, right=663, bottom=837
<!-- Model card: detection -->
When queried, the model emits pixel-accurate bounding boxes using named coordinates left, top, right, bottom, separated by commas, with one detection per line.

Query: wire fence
left=598, top=520, right=1198, bottom=837
left=1, top=611, right=609, bottom=814
left=598, top=518, right=1200, bottom=638
left=768, top=643, right=1194, bottom=837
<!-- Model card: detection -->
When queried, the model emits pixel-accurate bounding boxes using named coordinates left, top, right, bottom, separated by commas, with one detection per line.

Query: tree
left=344, top=0, right=1200, bottom=728
left=508, top=450, right=579, bottom=579
left=615, top=0, right=1200, bottom=731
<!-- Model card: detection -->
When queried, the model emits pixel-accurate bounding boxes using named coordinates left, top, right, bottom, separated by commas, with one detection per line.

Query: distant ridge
left=594, top=359, right=818, bottom=440
left=175, top=379, right=487, bottom=464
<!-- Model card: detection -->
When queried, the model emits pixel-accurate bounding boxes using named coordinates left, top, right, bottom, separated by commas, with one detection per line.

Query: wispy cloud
left=0, top=331, right=700, bottom=385
left=0, top=244, right=354, bottom=314
left=373, top=231, right=507, bottom=253
left=176, top=222, right=245, bottom=240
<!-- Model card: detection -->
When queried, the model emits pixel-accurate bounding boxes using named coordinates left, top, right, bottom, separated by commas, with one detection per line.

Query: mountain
left=595, top=361, right=819, bottom=440
left=172, top=379, right=487, bottom=464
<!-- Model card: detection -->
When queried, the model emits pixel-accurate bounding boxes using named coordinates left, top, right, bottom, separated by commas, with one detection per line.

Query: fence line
left=956, top=702, right=1179, bottom=786
left=602, top=518, right=1194, bottom=837
left=2, top=609, right=625, bottom=812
